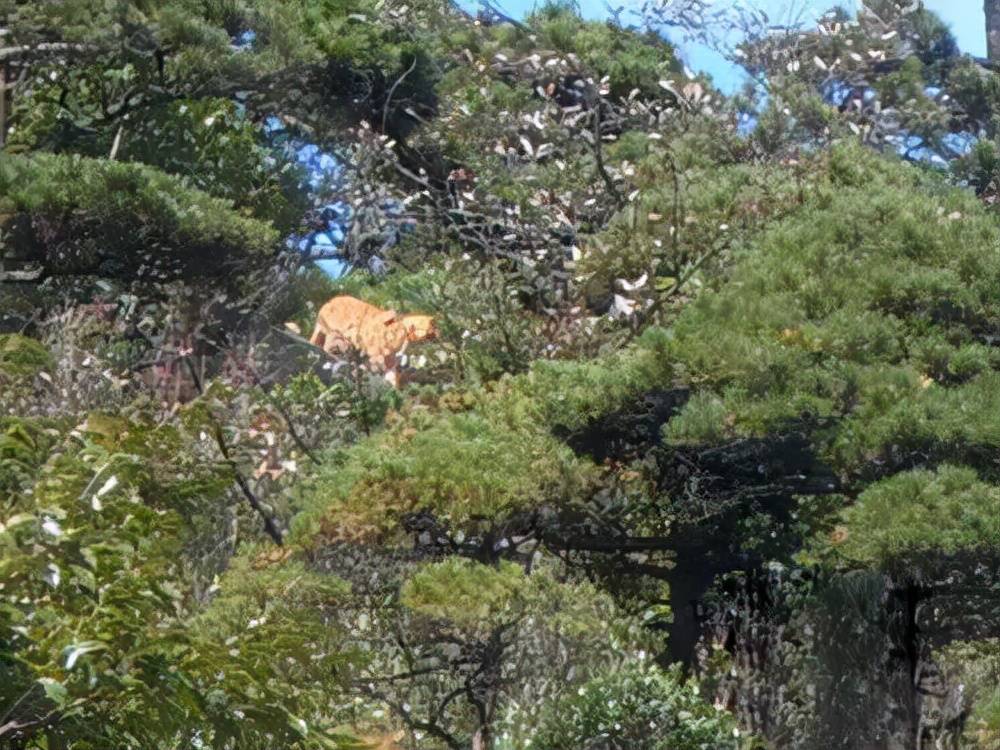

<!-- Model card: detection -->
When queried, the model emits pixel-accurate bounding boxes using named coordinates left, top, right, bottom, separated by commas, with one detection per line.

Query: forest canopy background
left=1, top=0, right=999, bottom=748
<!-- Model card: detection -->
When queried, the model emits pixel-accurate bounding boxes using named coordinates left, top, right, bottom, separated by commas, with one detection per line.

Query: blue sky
left=471, top=0, right=986, bottom=93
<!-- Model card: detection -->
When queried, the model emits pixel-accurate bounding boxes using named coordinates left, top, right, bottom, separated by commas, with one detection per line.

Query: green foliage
left=733, top=0, right=980, bottom=171
left=936, top=639, right=1000, bottom=748
left=0, top=416, right=60, bottom=502
left=436, top=0, right=682, bottom=103
left=0, top=417, right=194, bottom=744
left=379, top=557, right=658, bottom=743
left=185, top=548, right=356, bottom=748
left=532, top=663, right=746, bottom=749
left=4, top=0, right=441, bottom=102
left=970, top=687, right=1000, bottom=748
left=0, top=406, right=357, bottom=748
left=875, top=56, right=926, bottom=108
left=292, top=407, right=595, bottom=543
left=824, top=465, right=1000, bottom=574
left=401, top=558, right=526, bottom=631
left=504, top=325, right=674, bottom=430
left=662, top=390, right=729, bottom=445
left=242, top=0, right=439, bottom=71
left=581, top=157, right=802, bottom=300
left=417, top=257, right=540, bottom=383
left=903, top=7, right=959, bottom=66
left=0, top=152, right=278, bottom=279
left=947, top=61, right=1000, bottom=138
left=290, top=317, right=671, bottom=546
left=118, top=97, right=308, bottom=230
left=526, top=1, right=681, bottom=99
left=321, top=267, right=440, bottom=312
left=8, top=0, right=1000, bottom=744
left=751, top=81, right=837, bottom=154
left=953, top=135, right=1000, bottom=196
left=0, top=333, right=52, bottom=382
left=401, top=557, right=649, bottom=642
left=664, top=144, right=1000, bottom=473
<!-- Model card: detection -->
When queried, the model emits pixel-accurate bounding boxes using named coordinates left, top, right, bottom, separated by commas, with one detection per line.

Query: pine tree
left=987, top=0, right=1000, bottom=60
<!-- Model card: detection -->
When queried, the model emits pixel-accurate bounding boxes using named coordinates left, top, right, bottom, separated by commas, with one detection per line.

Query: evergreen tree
left=2, top=1, right=999, bottom=748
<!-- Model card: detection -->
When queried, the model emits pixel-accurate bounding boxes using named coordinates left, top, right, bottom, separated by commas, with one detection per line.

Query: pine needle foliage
left=0, top=152, right=278, bottom=280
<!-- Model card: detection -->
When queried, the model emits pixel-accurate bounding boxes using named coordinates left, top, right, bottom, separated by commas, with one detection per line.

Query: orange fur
left=309, top=295, right=436, bottom=387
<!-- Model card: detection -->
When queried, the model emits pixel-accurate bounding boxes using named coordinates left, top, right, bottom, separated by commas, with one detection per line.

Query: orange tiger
left=309, top=295, right=436, bottom=388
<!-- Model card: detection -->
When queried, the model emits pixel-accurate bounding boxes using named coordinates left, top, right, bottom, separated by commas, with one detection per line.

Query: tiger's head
left=400, top=314, right=437, bottom=343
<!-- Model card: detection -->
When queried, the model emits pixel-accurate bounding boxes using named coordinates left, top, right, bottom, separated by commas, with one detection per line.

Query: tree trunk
left=987, top=0, right=1000, bottom=61
left=1, top=60, right=7, bottom=147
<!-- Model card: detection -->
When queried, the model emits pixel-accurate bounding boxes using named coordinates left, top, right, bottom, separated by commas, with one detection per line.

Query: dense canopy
left=1, top=0, right=998, bottom=748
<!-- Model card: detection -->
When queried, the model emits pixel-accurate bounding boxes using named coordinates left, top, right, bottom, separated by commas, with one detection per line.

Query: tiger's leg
left=382, top=352, right=400, bottom=388
left=309, top=325, right=326, bottom=349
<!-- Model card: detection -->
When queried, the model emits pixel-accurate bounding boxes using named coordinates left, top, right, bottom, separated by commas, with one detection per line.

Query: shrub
left=526, top=1, right=682, bottom=100
left=184, top=546, right=356, bottom=747
left=531, top=663, right=746, bottom=750
left=825, top=465, right=1000, bottom=575
left=935, top=639, right=1000, bottom=749
left=401, top=558, right=526, bottom=632
left=0, top=333, right=51, bottom=382
left=662, top=144, right=1000, bottom=474
left=492, top=325, right=675, bottom=431
left=291, top=408, right=596, bottom=544
left=0, top=152, right=278, bottom=281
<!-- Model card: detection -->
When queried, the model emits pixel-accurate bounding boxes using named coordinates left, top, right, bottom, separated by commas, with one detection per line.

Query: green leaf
left=0, top=512, right=36, bottom=532
left=38, top=677, right=69, bottom=707
left=654, top=276, right=676, bottom=291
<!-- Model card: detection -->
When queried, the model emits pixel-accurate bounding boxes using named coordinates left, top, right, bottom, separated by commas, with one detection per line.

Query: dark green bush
left=0, top=152, right=278, bottom=280
left=533, top=663, right=745, bottom=749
